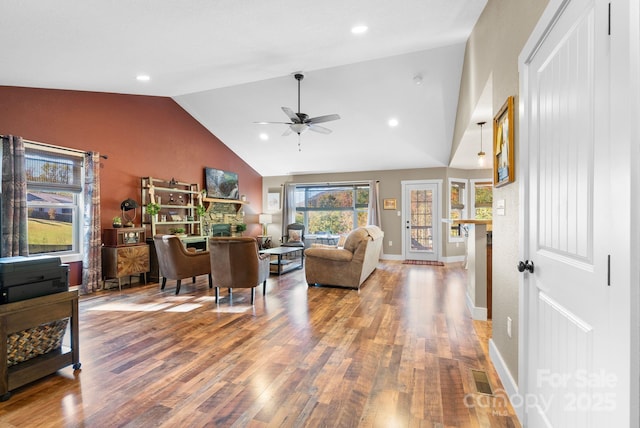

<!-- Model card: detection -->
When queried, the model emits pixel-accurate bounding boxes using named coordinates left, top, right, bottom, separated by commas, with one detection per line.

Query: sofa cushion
left=288, top=230, right=302, bottom=243
left=343, top=227, right=370, bottom=253
left=305, top=247, right=353, bottom=262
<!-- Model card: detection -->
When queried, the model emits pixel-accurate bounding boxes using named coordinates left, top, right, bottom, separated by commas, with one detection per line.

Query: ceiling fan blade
left=282, top=107, right=300, bottom=123
left=308, top=124, right=332, bottom=134
left=254, top=121, right=293, bottom=125
left=282, top=127, right=293, bottom=136
left=307, top=114, right=340, bottom=124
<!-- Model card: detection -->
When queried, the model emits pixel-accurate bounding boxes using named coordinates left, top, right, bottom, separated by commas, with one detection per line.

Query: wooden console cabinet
left=0, top=291, right=80, bottom=401
left=102, top=245, right=150, bottom=290
left=102, top=227, right=150, bottom=290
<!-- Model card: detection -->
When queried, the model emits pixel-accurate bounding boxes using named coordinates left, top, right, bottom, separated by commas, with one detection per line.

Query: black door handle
left=517, top=260, right=534, bottom=273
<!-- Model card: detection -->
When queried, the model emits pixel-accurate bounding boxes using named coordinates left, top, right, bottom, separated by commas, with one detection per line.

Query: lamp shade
left=258, top=214, right=272, bottom=225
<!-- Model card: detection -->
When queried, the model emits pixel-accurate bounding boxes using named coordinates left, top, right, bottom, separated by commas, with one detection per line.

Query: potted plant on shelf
left=196, top=204, right=206, bottom=219
left=112, top=216, right=122, bottom=228
left=235, top=223, right=247, bottom=236
left=146, top=202, right=160, bottom=222
left=170, top=227, right=187, bottom=237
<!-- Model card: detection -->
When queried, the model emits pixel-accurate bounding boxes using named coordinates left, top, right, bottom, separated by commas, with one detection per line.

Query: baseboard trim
left=381, top=254, right=466, bottom=263
left=441, top=255, right=465, bottom=263
left=489, top=339, right=523, bottom=423
left=465, top=292, right=487, bottom=321
left=380, top=254, right=403, bottom=261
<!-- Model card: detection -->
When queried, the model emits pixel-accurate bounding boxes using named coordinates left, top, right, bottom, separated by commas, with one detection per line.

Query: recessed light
left=259, top=133, right=269, bottom=141
left=388, top=118, right=399, bottom=127
left=136, top=74, right=150, bottom=82
left=351, top=25, right=368, bottom=35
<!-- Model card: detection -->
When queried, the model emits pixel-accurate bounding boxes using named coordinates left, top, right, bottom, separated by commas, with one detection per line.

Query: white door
left=402, top=180, right=440, bottom=261
left=520, top=0, right=621, bottom=426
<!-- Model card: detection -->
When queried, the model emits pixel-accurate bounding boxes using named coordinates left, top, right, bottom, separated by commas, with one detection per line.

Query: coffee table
left=259, top=246, right=304, bottom=275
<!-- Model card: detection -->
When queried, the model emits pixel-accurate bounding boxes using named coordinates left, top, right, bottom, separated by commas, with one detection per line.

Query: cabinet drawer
left=102, top=245, right=149, bottom=279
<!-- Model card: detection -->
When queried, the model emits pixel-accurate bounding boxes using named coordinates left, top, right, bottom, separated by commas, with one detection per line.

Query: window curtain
left=1, top=135, right=28, bottom=257
left=367, top=180, right=381, bottom=228
left=81, top=152, right=102, bottom=294
left=280, top=183, right=296, bottom=238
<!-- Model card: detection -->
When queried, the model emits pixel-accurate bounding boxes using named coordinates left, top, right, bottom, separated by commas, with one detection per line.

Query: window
left=448, top=179, right=467, bottom=241
left=25, top=143, right=84, bottom=256
left=293, top=184, right=369, bottom=234
left=470, top=179, right=493, bottom=220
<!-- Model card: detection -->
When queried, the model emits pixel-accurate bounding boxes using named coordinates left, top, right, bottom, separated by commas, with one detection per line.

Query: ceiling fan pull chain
left=298, top=134, right=302, bottom=151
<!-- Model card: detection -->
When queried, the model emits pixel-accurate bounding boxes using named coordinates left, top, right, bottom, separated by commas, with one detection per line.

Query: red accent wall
left=0, top=86, right=263, bottom=285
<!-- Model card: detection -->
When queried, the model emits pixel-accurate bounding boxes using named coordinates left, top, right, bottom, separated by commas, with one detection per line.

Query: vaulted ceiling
left=2, top=0, right=490, bottom=176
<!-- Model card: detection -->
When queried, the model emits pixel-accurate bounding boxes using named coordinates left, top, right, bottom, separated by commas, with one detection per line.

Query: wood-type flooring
left=0, top=261, right=520, bottom=427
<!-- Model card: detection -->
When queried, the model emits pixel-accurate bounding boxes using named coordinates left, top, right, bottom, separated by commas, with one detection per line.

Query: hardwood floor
left=0, top=261, right=520, bottom=427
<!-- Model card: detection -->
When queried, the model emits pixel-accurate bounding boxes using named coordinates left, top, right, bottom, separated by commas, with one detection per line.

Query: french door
left=402, top=180, right=440, bottom=261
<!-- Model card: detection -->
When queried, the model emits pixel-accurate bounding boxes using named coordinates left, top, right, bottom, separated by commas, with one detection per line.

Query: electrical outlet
left=389, top=241, right=393, bottom=247
left=507, top=317, right=512, bottom=338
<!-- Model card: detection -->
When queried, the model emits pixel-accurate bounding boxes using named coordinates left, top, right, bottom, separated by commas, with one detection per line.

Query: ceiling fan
left=255, top=73, right=340, bottom=150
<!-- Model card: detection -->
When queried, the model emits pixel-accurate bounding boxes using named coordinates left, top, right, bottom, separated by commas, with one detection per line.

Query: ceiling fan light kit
left=256, top=73, right=340, bottom=151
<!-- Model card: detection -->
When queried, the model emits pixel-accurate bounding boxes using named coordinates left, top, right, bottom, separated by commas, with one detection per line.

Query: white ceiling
left=1, top=0, right=490, bottom=176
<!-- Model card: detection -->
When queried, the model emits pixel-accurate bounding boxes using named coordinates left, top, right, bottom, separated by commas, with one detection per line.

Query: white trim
left=630, top=0, right=640, bottom=425
left=379, top=254, right=463, bottom=263
left=489, top=339, right=523, bottom=423
left=465, top=292, right=487, bottom=321
left=441, top=255, right=465, bottom=263
left=380, top=253, right=403, bottom=261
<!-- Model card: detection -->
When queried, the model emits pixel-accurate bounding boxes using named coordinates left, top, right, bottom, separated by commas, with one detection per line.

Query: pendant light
left=477, top=121, right=486, bottom=166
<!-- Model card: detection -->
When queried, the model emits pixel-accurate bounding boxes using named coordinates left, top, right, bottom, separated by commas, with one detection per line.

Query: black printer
left=0, top=256, right=69, bottom=304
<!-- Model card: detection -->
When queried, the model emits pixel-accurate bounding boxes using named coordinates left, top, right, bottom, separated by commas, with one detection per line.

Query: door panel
left=522, top=0, right=614, bottom=426
left=403, top=181, right=439, bottom=261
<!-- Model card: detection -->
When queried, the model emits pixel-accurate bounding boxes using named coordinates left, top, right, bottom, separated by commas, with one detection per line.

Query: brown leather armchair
left=153, top=235, right=212, bottom=294
left=208, top=237, right=270, bottom=304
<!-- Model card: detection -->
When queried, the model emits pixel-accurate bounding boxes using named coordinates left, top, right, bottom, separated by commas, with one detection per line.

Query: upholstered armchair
left=153, top=235, right=212, bottom=294
left=208, top=237, right=270, bottom=304
left=304, top=226, right=384, bottom=289
left=281, top=223, right=305, bottom=248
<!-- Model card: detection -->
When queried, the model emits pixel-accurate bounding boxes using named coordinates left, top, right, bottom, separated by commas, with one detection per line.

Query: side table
left=259, top=246, right=304, bottom=275
left=257, top=235, right=272, bottom=250
left=102, top=244, right=150, bottom=290
left=0, top=291, right=80, bottom=401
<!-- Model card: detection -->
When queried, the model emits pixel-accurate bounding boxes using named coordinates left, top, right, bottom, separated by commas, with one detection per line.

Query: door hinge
left=608, top=3, right=611, bottom=35
left=607, top=254, right=611, bottom=286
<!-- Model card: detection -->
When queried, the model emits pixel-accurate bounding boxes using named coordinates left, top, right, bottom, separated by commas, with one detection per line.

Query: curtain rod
left=1, top=135, right=108, bottom=159
left=284, top=180, right=375, bottom=187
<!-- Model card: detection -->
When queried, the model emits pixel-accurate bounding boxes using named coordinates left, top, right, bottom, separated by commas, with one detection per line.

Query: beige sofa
left=304, top=225, right=384, bottom=289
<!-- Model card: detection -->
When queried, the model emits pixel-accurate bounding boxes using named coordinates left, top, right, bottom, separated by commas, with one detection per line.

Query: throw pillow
left=288, top=230, right=301, bottom=242
left=336, top=234, right=347, bottom=248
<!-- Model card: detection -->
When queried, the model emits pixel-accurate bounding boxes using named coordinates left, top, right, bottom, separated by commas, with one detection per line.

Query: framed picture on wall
left=494, top=96, right=515, bottom=187
left=267, top=188, right=281, bottom=212
left=383, top=198, right=397, bottom=210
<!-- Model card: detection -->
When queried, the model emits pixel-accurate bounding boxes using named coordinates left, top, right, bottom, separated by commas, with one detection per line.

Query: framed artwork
left=383, top=198, right=397, bottom=210
left=267, top=188, right=281, bottom=212
left=494, top=96, right=515, bottom=187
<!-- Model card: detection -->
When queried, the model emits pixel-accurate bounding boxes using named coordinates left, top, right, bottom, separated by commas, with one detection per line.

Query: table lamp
left=120, top=198, right=139, bottom=227
left=258, top=214, right=272, bottom=236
